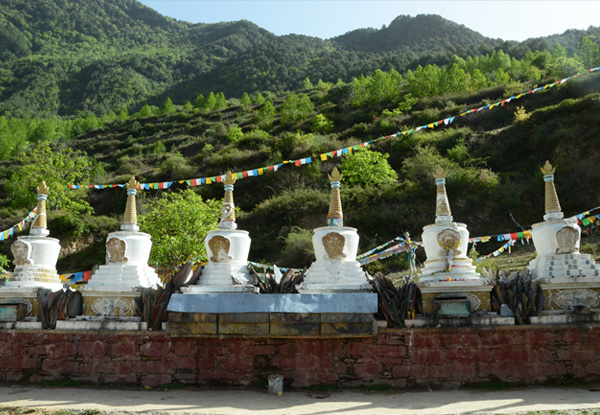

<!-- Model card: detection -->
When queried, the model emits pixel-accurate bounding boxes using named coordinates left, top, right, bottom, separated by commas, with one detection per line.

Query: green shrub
left=281, top=226, right=315, bottom=267
left=340, top=149, right=397, bottom=186
left=160, top=152, right=195, bottom=179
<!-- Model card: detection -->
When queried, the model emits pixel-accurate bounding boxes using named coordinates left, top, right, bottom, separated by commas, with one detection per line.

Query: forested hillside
left=2, top=0, right=599, bottom=117
left=0, top=0, right=599, bottom=278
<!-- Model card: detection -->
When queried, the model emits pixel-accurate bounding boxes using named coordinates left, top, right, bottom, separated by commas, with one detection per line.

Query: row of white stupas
left=1, top=161, right=599, bottom=318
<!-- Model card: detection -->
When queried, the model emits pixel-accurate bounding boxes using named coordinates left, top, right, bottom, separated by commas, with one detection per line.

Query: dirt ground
left=1, top=384, right=600, bottom=415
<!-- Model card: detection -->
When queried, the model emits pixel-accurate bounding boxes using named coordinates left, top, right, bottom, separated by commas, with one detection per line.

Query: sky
left=137, top=1, right=600, bottom=41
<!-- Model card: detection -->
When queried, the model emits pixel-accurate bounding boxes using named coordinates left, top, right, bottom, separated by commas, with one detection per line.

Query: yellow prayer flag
left=482, top=237, right=490, bottom=243
left=206, top=177, right=212, bottom=184
left=589, top=216, right=597, bottom=223
left=427, top=123, right=434, bottom=128
left=320, top=154, right=327, bottom=161
left=258, top=168, right=264, bottom=175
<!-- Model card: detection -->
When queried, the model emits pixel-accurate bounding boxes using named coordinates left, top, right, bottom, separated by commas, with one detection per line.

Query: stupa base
left=0, top=287, right=45, bottom=317
left=534, top=275, right=600, bottom=311
left=80, top=288, right=142, bottom=317
left=417, top=278, right=494, bottom=315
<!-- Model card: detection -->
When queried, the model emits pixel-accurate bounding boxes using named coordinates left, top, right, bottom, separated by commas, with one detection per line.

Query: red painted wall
left=1, top=325, right=599, bottom=388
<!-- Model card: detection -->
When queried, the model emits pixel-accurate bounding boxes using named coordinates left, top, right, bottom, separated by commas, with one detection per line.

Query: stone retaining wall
left=1, top=325, right=599, bottom=388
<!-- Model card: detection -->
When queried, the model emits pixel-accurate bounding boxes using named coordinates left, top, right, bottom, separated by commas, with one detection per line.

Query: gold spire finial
left=327, top=168, right=343, bottom=226
left=224, top=170, right=237, bottom=185
left=328, top=167, right=343, bottom=182
left=36, top=181, right=49, bottom=195
left=126, top=176, right=139, bottom=190
left=433, top=166, right=452, bottom=220
left=122, top=176, right=139, bottom=229
left=432, top=166, right=447, bottom=180
left=219, top=171, right=237, bottom=229
left=31, top=180, right=49, bottom=232
left=540, top=160, right=556, bottom=176
left=541, top=161, right=561, bottom=215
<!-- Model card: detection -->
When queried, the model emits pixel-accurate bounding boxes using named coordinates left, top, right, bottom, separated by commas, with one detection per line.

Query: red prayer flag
left=83, top=271, right=92, bottom=282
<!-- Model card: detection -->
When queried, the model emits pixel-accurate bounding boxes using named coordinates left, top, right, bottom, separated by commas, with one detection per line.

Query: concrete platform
left=167, top=292, right=378, bottom=314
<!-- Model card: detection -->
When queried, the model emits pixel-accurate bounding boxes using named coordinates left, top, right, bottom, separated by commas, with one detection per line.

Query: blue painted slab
left=167, top=293, right=378, bottom=314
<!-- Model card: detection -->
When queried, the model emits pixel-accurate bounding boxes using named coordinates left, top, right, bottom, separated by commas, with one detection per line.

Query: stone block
left=218, top=322, right=269, bottom=337
left=270, top=322, right=321, bottom=337
left=179, top=313, right=217, bottom=323
left=166, top=321, right=217, bottom=336
left=270, top=313, right=320, bottom=323
left=219, top=313, right=269, bottom=324
left=321, top=313, right=374, bottom=323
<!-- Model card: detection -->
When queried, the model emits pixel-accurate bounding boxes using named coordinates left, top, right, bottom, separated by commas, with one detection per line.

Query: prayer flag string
left=0, top=208, right=37, bottom=242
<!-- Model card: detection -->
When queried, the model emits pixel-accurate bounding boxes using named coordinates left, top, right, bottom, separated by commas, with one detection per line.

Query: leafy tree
left=253, top=92, right=266, bottom=105
left=193, top=94, right=205, bottom=109
left=215, top=92, right=227, bottom=110
left=257, top=100, right=276, bottom=129
left=577, top=36, right=600, bottom=68
left=550, top=56, right=584, bottom=78
left=204, top=92, right=217, bottom=110
left=159, top=97, right=175, bottom=115
left=227, top=124, right=244, bottom=142
left=153, top=140, right=166, bottom=154
left=240, top=92, right=252, bottom=108
left=135, top=104, right=153, bottom=118
left=366, top=68, right=403, bottom=106
left=469, top=69, right=489, bottom=90
left=7, top=142, right=94, bottom=214
left=311, top=113, right=334, bottom=134
left=0, top=254, right=10, bottom=274
left=138, top=189, right=221, bottom=269
left=441, top=64, right=469, bottom=93
left=280, top=92, right=313, bottom=126
left=301, top=77, right=313, bottom=89
left=492, top=68, right=512, bottom=84
left=406, top=65, right=442, bottom=97
left=117, top=106, right=129, bottom=121
left=339, top=149, right=397, bottom=186
left=183, top=101, right=193, bottom=111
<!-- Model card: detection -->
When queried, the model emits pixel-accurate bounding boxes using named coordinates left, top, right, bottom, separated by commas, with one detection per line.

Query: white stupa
left=298, top=168, right=370, bottom=293
left=80, top=176, right=161, bottom=316
left=528, top=161, right=600, bottom=312
left=416, top=167, right=492, bottom=316
left=0, top=181, right=63, bottom=317
left=181, top=171, right=257, bottom=293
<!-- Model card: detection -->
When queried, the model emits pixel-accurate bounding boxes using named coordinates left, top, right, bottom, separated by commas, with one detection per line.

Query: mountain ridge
left=2, top=0, right=598, bottom=117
